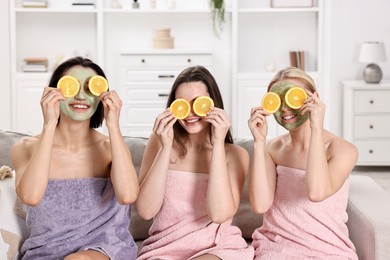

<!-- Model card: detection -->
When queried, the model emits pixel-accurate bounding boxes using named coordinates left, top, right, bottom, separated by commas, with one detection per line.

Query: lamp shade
left=358, top=41, right=387, bottom=63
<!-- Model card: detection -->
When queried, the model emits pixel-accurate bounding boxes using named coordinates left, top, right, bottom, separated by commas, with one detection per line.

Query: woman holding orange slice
left=136, top=66, right=254, bottom=260
left=11, top=57, right=138, bottom=260
left=247, top=67, right=358, bottom=259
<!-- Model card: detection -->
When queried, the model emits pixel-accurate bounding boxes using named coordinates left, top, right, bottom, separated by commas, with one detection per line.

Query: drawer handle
left=158, top=93, right=169, bottom=97
left=369, top=100, right=374, bottom=104
left=141, top=59, right=145, bottom=63
left=369, top=149, right=374, bottom=154
left=158, top=75, right=175, bottom=79
left=369, top=125, right=374, bottom=129
left=187, top=58, right=191, bottom=63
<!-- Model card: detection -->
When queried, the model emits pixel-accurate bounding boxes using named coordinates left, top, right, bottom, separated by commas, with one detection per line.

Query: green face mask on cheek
left=271, top=82, right=309, bottom=131
left=59, top=66, right=100, bottom=122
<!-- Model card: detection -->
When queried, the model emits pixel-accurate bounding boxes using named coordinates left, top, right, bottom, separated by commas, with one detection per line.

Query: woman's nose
left=74, top=88, right=86, bottom=100
left=280, top=100, right=289, bottom=111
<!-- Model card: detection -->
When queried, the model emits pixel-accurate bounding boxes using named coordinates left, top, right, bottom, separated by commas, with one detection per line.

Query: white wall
left=329, top=0, right=390, bottom=135
left=0, top=0, right=11, bottom=130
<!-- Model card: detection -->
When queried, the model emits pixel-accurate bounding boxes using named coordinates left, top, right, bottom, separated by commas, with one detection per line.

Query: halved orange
left=170, top=98, right=191, bottom=119
left=57, top=75, right=80, bottom=98
left=89, top=75, right=108, bottom=96
left=261, top=92, right=281, bottom=113
left=285, top=86, right=308, bottom=109
left=193, top=96, right=214, bottom=117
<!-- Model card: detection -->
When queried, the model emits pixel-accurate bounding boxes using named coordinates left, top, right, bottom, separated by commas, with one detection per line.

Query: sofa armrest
left=347, top=175, right=390, bottom=260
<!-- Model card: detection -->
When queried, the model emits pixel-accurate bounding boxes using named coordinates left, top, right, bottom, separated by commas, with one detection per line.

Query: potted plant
left=210, top=0, right=225, bottom=37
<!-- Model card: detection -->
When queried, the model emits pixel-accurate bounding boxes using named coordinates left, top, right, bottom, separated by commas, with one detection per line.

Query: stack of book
left=22, top=57, right=48, bottom=72
left=22, top=0, right=48, bottom=8
left=289, top=51, right=306, bottom=71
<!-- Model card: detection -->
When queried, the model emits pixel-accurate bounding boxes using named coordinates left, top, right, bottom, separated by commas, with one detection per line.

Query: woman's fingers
left=41, top=87, right=65, bottom=107
left=101, top=90, right=122, bottom=111
left=153, top=109, right=174, bottom=133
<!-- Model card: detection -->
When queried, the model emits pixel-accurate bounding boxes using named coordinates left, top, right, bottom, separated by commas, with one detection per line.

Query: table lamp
left=358, top=41, right=387, bottom=84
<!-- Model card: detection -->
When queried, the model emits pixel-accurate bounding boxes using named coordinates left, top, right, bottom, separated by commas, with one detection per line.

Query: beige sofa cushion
left=232, top=138, right=263, bottom=239
left=0, top=130, right=31, bottom=169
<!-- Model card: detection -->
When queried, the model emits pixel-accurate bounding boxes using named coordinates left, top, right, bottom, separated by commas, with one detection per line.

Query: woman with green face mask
left=247, top=67, right=358, bottom=259
left=11, top=57, right=139, bottom=260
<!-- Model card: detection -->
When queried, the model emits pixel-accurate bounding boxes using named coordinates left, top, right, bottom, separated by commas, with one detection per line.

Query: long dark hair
left=48, top=56, right=107, bottom=128
left=166, top=66, right=233, bottom=157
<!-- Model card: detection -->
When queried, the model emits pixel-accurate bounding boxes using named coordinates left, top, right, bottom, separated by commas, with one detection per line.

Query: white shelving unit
left=9, top=0, right=328, bottom=137
left=231, top=0, right=325, bottom=138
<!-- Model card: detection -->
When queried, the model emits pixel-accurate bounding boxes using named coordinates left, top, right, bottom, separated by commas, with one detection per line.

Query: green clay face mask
left=271, top=81, right=309, bottom=131
left=59, top=66, right=100, bottom=122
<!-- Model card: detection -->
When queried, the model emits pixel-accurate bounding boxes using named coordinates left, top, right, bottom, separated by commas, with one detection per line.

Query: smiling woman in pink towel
left=136, top=66, right=254, bottom=260
left=247, top=67, right=358, bottom=260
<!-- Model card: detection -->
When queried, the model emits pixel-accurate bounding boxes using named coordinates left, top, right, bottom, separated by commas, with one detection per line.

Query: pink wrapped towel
left=252, top=165, right=358, bottom=260
left=137, top=170, right=254, bottom=260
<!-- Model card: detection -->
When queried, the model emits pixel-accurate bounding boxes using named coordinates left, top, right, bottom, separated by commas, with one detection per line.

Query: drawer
left=121, top=106, right=165, bottom=125
left=121, top=126, right=153, bottom=138
left=354, top=90, right=390, bottom=113
left=355, top=140, right=390, bottom=164
left=354, top=115, right=390, bottom=138
left=121, top=84, right=171, bottom=103
left=120, top=54, right=212, bottom=68
left=122, top=69, right=180, bottom=83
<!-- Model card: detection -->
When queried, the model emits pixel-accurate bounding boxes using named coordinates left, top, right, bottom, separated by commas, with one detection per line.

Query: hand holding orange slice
left=170, top=99, right=191, bottom=119
left=193, top=96, right=214, bottom=117
left=57, top=75, right=80, bottom=98
left=261, top=92, right=281, bottom=113
left=285, top=86, right=308, bottom=109
left=89, top=75, right=108, bottom=96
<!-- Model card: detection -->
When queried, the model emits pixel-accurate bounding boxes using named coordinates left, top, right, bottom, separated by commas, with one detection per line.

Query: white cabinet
left=118, top=49, right=212, bottom=137
left=343, top=81, right=390, bottom=166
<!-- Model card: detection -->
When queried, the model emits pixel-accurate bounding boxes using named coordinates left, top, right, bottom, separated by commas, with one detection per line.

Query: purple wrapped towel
left=21, top=178, right=137, bottom=260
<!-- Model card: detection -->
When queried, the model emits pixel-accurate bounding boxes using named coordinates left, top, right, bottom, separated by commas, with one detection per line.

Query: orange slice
left=89, top=75, right=108, bottom=96
left=57, top=75, right=80, bottom=98
left=261, top=92, right=281, bottom=113
left=193, top=96, right=214, bottom=117
left=285, top=86, right=308, bottom=109
left=170, top=99, right=191, bottom=119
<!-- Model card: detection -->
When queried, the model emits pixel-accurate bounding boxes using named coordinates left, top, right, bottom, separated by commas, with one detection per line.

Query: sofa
left=1, top=129, right=390, bottom=260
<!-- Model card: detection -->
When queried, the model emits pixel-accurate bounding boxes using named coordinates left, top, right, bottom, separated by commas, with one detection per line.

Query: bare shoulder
left=326, top=130, right=358, bottom=160
left=11, top=135, right=40, bottom=171
left=225, top=142, right=249, bottom=163
left=11, top=135, right=40, bottom=155
left=226, top=142, right=248, bottom=156
left=95, top=130, right=111, bottom=148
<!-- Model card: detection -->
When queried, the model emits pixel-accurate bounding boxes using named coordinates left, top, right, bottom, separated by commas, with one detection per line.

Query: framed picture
left=271, top=0, right=313, bottom=8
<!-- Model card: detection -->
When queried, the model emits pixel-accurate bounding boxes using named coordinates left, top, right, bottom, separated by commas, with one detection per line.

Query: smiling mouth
left=185, top=117, right=201, bottom=124
left=282, top=114, right=297, bottom=121
left=70, top=104, right=90, bottom=111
